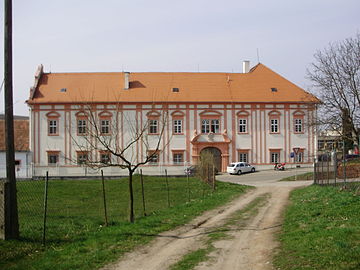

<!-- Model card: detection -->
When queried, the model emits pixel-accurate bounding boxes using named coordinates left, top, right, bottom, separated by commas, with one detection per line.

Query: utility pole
left=3, top=0, right=19, bottom=239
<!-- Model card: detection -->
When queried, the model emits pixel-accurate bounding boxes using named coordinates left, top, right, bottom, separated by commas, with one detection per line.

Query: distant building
left=0, top=115, right=32, bottom=178
left=27, top=62, right=320, bottom=177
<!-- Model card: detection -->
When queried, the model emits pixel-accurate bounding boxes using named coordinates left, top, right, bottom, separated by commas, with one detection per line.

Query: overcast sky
left=0, top=0, right=359, bottom=116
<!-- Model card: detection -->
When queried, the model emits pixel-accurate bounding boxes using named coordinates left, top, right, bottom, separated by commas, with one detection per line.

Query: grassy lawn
left=279, top=171, right=314, bottom=181
left=273, top=184, right=360, bottom=270
left=0, top=176, right=251, bottom=270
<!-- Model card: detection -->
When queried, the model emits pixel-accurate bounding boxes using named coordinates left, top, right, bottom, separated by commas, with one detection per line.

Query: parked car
left=227, top=162, right=255, bottom=175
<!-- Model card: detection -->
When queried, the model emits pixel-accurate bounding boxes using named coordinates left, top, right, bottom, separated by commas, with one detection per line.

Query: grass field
left=273, top=184, right=360, bottom=270
left=0, top=176, right=250, bottom=270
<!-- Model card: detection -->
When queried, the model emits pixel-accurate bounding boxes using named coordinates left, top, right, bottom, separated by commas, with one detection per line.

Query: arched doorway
left=200, top=147, right=222, bottom=172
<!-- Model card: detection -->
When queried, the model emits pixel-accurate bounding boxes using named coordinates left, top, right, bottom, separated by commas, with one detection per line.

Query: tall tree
left=307, top=33, right=360, bottom=152
left=69, top=105, right=169, bottom=223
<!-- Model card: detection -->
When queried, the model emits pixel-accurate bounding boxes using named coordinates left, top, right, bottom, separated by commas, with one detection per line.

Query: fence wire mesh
left=14, top=171, right=214, bottom=243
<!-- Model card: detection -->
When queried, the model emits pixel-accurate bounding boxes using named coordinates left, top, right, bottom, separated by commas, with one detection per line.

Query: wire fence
left=314, top=153, right=360, bottom=191
left=13, top=169, right=215, bottom=245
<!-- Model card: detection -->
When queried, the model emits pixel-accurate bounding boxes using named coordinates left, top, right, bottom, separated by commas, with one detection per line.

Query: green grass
left=273, top=185, right=360, bottom=270
left=169, top=193, right=270, bottom=270
left=279, top=172, right=314, bottom=181
left=0, top=176, right=250, bottom=270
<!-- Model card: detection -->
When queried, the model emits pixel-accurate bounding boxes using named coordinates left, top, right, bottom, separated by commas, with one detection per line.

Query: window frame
left=238, top=151, right=249, bottom=163
left=99, top=151, right=111, bottom=164
left=147, top=150, right=159, bottom=165
left=270, top=150, right=281, bottom=163
left=268, top=111, right=281, bottom=134
left=201, top=118, right=220, bottom=134
left=172, top=150, right=185, bottom=165
left=47, top=151, right=60, bottom=166
left=149, top=119, right=159, bottom=134
left=173, top=119, right=183, bottom=135
left=77, top=151, right=89, bottom=165
left=46, top=111, right=60, bottom=136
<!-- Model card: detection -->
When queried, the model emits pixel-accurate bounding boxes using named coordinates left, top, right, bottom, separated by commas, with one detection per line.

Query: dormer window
left=271, top=87, right=278, bottom=92
left=172, top=88, right=179, bottom=92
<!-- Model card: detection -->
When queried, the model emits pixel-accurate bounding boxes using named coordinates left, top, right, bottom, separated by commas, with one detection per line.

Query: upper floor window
left=149, top=120, right=158, bottom=134
left=100, top=119, right=110, bottom=134
left=78, top=119, right=87, bottom=135
left=147, top=111, right=161, bottom=135
left=199, top=110, right=222, bottom=134
left=239, top=119, right=247, bottom=133
left=268, top=110, right=281, bottom=134
left=49, top=120, right=58, bottom=135
left=201, top=119, right=219, bottom=133
left=293, top=111, right=305, bottom=134
left=98, top=111, right=112, bottom=135
left=237, top=111, right=249, bottom=134
left=46, top=111, right=60, bottom=136
left=171, top=111, right=185, bottom=135
left=270, top=119, right=279, bottom=133
left=76, top=111, right=88, bottom=135
left=173, top=120, right=183, bottom=134
left=294, top=118, right=303, bottom=133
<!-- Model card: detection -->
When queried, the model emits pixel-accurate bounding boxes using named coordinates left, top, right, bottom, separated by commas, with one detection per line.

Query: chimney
left=242, top=60, right=250, bottom=73
left=124, top=72, right=130, bottom=90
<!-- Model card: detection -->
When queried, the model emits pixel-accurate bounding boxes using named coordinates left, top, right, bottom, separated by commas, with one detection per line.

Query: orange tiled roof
left=0, top=116, right=29, bottom=151
left=27, top=64, right=320, bottom=104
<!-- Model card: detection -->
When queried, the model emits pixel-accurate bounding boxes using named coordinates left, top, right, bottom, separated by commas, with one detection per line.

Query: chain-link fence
left=13, top=169, right=214, bottom=244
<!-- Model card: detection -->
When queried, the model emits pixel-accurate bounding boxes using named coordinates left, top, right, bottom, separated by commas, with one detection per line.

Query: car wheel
left=251, top=168, right=255, bottom=173
left=237, top=170, right=242, bottom=175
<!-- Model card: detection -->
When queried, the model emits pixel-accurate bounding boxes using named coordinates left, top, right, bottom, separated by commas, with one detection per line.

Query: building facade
left=27, top=62, right=320, bottom=176
left=0, top=115, right=32, bottom=178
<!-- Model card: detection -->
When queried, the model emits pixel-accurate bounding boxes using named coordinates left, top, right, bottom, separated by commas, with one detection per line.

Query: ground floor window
left=77, top=152, right=89, bottom=165
left=148, top=151, right=159, bottom=164
left=238, top=152, right=248, bottom=163
left=173, top=152, right=184, bottom=164
left=48, top=152, right=60, bottom=165
left=270, top=151, right=280, bottom=163
left=294, top=151, right=304, bottom=163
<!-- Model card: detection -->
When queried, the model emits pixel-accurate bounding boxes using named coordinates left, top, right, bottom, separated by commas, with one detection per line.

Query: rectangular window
left=173, top=120, right=183, bottom=134
left=149, top=153, right=159, bottom=164
left=238, top=152, right=248, bottom=163
left=149, top=120, right=158, bottom=134
left=173, top=153, right=184, bottom=164
left=100, top=153, right=110, bottom=164
left=49, top=120, right=58, bottom=135
left=270, top=119, right=279, bottom=133
left=77, top=119, right=87, bottom=135
left=295, top=152, right=303, bottom=163
left=201, top=119, right=219, bottom=133
left=270, top=152, right=280, bottom=163
left=77, top=152, right=88, bottom=165
left=238, top=119, right=247, bottom=133
left=48, top=154, right=59, bottom=165
left=294, top=118, right=302, bottom=133
left=100, top=119, right=110, bottom=134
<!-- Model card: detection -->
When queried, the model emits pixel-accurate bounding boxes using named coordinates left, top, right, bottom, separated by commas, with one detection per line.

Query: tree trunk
left=128, top=169, right=135, bottom=223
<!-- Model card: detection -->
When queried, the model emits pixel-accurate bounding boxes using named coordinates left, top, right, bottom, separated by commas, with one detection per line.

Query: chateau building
left=27, top=62, right=320, bottom=176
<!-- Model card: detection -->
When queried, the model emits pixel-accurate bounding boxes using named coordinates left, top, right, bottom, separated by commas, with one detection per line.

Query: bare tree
left=69, top=104, right=169, bottom=223
left=307, top=33, right=360, bottom=152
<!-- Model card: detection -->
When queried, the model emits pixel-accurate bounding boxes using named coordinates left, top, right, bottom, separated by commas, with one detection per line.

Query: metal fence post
left=140, top=169, right=146, bottom=216
left=42, top=171, right=49, bottom=246
left=101, top=170, right=108, bottom=226
left=165, top=169, right=170, bottom=207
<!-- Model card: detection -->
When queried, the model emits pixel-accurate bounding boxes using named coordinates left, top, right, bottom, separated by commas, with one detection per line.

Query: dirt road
left=102, top=169, right=312, bottom=270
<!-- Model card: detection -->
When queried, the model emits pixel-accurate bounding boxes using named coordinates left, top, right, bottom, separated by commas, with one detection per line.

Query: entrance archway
left=200, top=147, right=222, bottom=172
